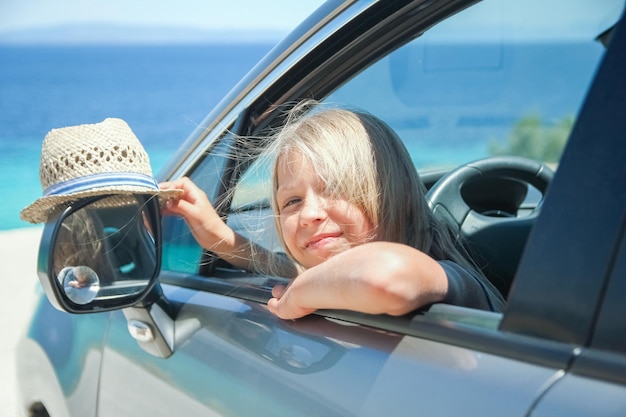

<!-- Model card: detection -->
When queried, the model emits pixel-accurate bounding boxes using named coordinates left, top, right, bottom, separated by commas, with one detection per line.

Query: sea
left=0, top=44, right=274, bottom=230
left=0, top=41, right=602, bottom=231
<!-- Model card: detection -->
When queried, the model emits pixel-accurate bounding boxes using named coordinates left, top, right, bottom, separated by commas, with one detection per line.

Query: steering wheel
left=426, top=156, right=554, bottom=297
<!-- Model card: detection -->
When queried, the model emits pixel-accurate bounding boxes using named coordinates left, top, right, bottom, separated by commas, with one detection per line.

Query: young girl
left=160, top=103, right=505, bottom=319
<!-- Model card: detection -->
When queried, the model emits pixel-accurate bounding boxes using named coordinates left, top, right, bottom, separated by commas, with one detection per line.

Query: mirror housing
left=37, top=194, right=162, bottom=314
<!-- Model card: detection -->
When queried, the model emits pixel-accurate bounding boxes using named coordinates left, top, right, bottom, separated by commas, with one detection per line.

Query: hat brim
left=20, top=186, right=183, bottom=224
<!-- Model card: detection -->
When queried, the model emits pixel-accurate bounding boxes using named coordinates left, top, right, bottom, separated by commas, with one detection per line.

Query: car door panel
left=531, top=212, right=626, bottom=416
left=17, top=296, right=108, bottom=417
left=97, top=282, right=560, bottom=417
left=530, top=373, right=626, bottom=417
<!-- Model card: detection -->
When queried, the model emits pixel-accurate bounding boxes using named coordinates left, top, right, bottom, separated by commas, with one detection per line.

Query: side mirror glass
left=38, top=194, right=162, bottom=313
left=60, top=265, right=100, bottom=304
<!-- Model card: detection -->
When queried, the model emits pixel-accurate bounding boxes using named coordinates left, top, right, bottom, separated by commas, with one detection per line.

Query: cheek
left=279, top=215, right=299, bottom=248
left=335, top=204, right=376, bottom=239
left=353, top=218, right=376, bottom=242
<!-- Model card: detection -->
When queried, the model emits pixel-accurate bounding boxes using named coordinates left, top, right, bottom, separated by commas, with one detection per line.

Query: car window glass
left=326, top=0, right=614, bottom=173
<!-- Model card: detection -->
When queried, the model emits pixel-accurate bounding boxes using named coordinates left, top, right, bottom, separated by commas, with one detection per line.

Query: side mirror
left=37, top=194, right=162, bottom=313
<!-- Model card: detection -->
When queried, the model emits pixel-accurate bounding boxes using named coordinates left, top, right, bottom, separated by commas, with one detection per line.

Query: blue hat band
left=43, top=172, right=159, bottom=197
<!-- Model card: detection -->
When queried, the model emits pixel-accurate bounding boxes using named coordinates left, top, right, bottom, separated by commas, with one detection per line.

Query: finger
left=160, top=200, right=176, bottom=217
left=158, top=180, right=174, bottom=190
left=272, top=284, right=286, bottom=298
left=160, top=177, right=199, bottom=198
left=267, top=297, right=295, bottom=319
left=165, top=198, right=207, bottom=225
left=159, top=178, right=187, bottom=191
left=266, top=297, right=315, bottom=320
left=267, top=297, right=280, bottom=316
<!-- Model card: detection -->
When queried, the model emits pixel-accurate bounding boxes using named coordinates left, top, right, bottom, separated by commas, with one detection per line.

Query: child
left=160, top=103, right=505, bottom=319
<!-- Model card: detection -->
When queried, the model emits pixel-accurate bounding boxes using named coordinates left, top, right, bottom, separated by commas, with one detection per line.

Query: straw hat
left=20, top=118, right=183, bottom=224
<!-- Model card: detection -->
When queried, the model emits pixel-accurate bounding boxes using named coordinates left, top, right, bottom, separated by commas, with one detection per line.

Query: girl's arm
left=267, top=241, right=449, bottom=319
left=160, top=177, right=296, bottom=276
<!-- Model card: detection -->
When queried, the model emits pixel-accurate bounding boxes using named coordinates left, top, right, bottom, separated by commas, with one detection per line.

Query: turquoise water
left=0, top=44, right=274, bottom=230
left=1, top=42, right=597, bottom=230
left=1, top=134, right=178, bottom=231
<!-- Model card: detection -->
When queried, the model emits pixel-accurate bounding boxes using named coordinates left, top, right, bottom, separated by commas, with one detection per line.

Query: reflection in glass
left=60, top=265, right=100, bottom=304
left=53, top=195, right=158, bottom=304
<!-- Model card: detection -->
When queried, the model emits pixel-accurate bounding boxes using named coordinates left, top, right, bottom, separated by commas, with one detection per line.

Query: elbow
left=364, top=245, right=447, bottom=316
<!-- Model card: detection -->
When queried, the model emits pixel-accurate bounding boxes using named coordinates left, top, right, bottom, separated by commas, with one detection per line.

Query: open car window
left=222, top=0, right=619, bottom=278
left=162, top=0, right=623, bottom=333
left=229, top=156, right=282, bottom=255
left=161, top=135, right=235, bottom=274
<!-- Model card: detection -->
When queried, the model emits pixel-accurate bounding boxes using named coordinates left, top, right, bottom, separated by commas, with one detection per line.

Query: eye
left=281, top=197, right=302, bottom=211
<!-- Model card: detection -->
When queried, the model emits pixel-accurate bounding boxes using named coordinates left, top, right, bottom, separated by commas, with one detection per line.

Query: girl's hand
left=161, top=177, right=269, bottom=272
left=160, top=177, right=215, bottom=220
left=267, top=281, right=316, bottom=319
left=159, top=177, right=232, bottom=251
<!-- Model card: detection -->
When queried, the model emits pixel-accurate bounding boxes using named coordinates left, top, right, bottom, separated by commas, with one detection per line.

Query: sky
left=0, top=0, right=326, bottom=33
left=1, top=0, right=622, bottom=42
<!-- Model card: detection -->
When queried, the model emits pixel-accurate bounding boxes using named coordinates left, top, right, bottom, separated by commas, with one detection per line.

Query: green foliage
left=490, top=114, right=573, bottom=163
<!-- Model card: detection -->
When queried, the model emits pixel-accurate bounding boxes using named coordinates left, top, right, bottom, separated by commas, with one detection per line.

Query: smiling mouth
left=305, top=233, right=342, bottom=249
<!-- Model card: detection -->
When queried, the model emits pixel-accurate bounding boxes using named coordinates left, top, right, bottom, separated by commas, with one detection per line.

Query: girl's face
left=275, top=151, right=376, bottom=268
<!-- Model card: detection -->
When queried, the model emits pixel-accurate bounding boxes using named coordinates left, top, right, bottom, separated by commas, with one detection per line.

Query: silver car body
left=17, top=0, right=626, bottom=416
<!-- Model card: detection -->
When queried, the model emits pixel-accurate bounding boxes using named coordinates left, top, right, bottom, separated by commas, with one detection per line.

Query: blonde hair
left=265, top=101, right=480, bottom=275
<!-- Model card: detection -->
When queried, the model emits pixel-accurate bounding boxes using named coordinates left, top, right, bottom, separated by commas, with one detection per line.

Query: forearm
left=269, top=242, right=448, bottom=318
left=200, top=223, right=254, bottom=270
left=207, top=226, right=297, bottom=277
left=160, top=177, right=297, bottom=274
left=313, top=243, right=447, bottom=315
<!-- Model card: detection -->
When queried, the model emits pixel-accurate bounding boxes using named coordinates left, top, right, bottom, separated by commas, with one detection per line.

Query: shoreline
left=0, top=224, right=42, bottom=233
left=0, top=226, right=44, bottom=416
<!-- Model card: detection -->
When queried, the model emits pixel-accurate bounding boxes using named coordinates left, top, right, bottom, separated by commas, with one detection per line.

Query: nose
left=299, top=196, right=327, bottom=227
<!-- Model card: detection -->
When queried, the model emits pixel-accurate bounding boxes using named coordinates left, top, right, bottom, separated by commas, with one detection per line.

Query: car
left=17, top=0, right=626, bottom=416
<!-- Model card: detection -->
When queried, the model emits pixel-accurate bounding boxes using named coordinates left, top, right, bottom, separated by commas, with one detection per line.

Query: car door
left=95, top=0, right=626, bottom=416
left=530, top=236, right=626, bottom=416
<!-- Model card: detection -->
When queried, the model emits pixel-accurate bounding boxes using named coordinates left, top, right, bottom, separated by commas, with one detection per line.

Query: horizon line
left=0, top=23, right=289, bottom=45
